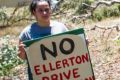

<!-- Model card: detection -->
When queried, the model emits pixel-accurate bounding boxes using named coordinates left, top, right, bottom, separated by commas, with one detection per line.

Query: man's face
left=33, top=1, right=51, bottom=23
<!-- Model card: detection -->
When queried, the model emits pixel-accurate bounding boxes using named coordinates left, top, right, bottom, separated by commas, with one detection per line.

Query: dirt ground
left=85, top=17, right=120, bottom=80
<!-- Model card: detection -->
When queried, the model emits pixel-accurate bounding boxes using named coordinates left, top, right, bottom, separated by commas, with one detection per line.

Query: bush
left=0, top=35, right=24, bottom=76
left=109, top=8, right=119, bottom=17
left=60, top=0, right=94, bottom=14
left=93, top=4, right=120, bottom=21
left=102, top=7, right=110, bottom=18
left=75, top=0, right=93, bottom=14
left=93, top=12, right=103, bottom=21
left=118, top=4, right=120, bottom=12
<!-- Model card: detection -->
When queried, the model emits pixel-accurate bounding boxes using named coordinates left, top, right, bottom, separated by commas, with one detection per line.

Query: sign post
left=24, top=28, right=95, bottom=80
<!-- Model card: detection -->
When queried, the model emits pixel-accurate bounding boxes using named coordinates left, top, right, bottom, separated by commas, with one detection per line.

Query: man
left=18, top=0, right=68, bottom=79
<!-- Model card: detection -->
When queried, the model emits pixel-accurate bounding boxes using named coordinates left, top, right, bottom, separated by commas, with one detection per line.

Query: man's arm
left=18, top=39, right=26, bottom=60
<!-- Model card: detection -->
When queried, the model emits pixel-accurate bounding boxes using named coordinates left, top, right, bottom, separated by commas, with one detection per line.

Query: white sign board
left=24, top=28, right=95, bottom=80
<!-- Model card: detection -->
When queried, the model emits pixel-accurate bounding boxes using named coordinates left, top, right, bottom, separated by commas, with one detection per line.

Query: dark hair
left=29, top=0, right=51, bottom=15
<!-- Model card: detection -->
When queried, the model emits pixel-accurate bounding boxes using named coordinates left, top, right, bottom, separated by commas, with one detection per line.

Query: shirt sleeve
left=19, top=31, right=28, bottom=41
left=19, top=26, right=31, bottom=41
left=62, top=23, right=68, bottom=32
left=51, top=21, right=69, bottom=34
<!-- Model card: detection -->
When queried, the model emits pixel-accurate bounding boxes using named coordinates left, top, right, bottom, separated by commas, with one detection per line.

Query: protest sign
left=24, top=28, right=95, bottom=80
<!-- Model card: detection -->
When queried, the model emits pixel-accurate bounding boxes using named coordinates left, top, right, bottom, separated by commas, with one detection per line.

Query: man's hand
left=18, top=40, right=26, bottom=60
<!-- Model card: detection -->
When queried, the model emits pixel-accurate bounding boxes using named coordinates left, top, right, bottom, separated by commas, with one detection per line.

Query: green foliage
left=0, top=11, right=7, bottom=21
left=0, top=6, right=31, bottom=27
left=116, top=40, right=120, bottom=45
left=103, top=5, right=120, bottom=17
left=93, top=4, right=120, bottom=21
left=116, top=37, right=120, bottom=46
left=0, top=35, right=24, bottom=76
left=109, top=8, right=119, bottom=17
left=60, top=0, right=120, bottom=21
left=118, top=4, right=120, bottom=11
left=102, top=7, right=110, bottom=17
left=61, top=0, right=94, bottom=14
left=93, top=12, right=103, bottom=21
left=75, top=0, right=93, bottom=14
left=0, top=8, right=8, bottom=26
left=61, top=0, right=81, bottom=10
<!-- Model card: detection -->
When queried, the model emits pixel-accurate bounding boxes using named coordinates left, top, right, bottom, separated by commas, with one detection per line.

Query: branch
left=90, top=24, right=120, bottom=31
left=70, top=0, right=120, bottom=22
left=90, top=24, right=120, bottom=43
left=8, top=6, right=20, bottom=21
left=91, top=0, right=120, bottom=11
left=0, top=18, right=34, bottom=29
